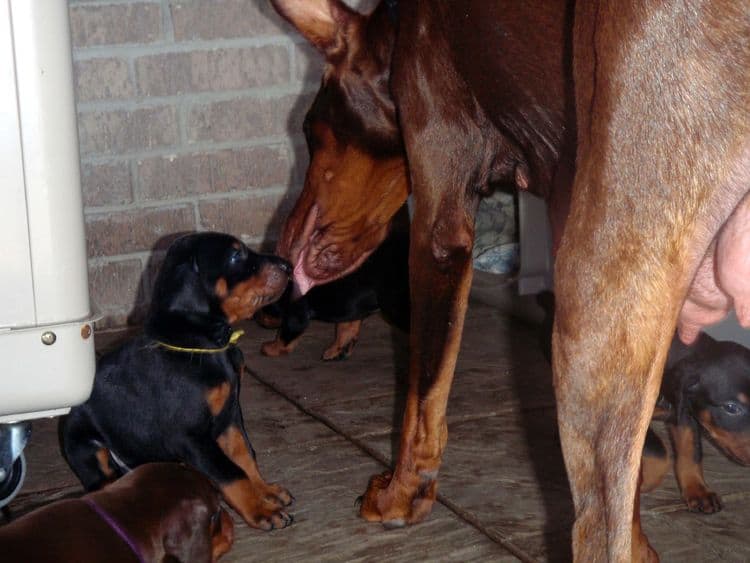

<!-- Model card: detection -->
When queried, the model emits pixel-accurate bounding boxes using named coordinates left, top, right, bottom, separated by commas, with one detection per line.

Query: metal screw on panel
left=41, top=331, right=56, bottom=345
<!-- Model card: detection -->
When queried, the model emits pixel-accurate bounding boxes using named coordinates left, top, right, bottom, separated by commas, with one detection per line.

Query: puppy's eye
left=228, top=249, right=243, bottom=266
left=722, top=402, right=743, bottom=416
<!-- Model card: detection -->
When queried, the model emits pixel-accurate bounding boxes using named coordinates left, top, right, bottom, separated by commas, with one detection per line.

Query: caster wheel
left=0, top=453, right=26, bottom=509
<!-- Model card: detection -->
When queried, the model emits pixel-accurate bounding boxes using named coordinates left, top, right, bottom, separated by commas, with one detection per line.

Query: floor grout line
left=245, top=365, right=538, bottom=563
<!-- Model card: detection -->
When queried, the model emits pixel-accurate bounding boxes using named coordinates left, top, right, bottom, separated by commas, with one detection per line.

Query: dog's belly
left=679, top=164, right=750, bottom=344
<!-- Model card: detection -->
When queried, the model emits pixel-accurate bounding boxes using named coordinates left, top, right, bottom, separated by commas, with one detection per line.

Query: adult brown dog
left=271, top=0, right=749, bottom=560
left=0, top=463, right=234, bottom=562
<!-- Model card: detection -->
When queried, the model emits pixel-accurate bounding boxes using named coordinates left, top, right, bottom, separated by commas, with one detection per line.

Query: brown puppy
left=0, top=463, right=234, bottom=563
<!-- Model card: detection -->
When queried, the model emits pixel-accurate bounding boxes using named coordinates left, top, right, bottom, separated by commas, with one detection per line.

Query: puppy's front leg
left=216, top=424, right=294, bottom=526
left=184, top=439, right=293, bottom=531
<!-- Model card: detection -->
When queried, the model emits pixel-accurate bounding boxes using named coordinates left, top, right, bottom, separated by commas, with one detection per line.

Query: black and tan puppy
left=258, top=229, right=410, bottom=361
left=642, top=332, right=750, bottom=513
left=0, top=463, right=234, bottom=563
left=61, top=232, right=294, bottom=531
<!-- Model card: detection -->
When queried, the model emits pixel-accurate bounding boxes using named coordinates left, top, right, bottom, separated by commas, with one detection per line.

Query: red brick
left=210, top=145, right=292, bottom=191
left=198, top=192, right=296, bottom=242
left=170, top=0, right=288, bottom=41
left=88, top=259, right=144, bottom=319
left=137, top=145, right=291, bottom=200
left=135, top=45, right=290, bottom=96
left=74, top=58, right=134, bottom=102
left=137, top=154, right=213, bottom=200
left=78, top=106, right=179, bottom=156
left=69, top=3, right=162, bottom=48
left=186, top=93, right=311, bottom=143
left=81, top=161, right=133, bottom=207
left=295, top=43, right=324, bottom=84
left=86, top=205, right=195, bottom=256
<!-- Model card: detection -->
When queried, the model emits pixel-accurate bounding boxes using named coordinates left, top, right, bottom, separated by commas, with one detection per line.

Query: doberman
left=642, top=333, right=750, bottom=513
left=61, top=232, right=294, bottom=531
left=0, top=463, right=234, bottom=563
left=258, top=225, right=409, bottom=360
left=271, top=0, right=749, bottom=560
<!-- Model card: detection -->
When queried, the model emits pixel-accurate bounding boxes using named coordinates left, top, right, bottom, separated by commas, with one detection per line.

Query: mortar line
left=245, top=365, right=538, bottom=563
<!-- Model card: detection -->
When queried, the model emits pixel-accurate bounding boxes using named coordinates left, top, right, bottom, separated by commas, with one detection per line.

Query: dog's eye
left=228, top=249, right=243, bottom=266
left=722, top=401, right=743, bottom=416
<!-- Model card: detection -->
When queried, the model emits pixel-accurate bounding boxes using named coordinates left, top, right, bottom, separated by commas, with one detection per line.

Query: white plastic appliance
left=0, top=0, right=96, bottom=508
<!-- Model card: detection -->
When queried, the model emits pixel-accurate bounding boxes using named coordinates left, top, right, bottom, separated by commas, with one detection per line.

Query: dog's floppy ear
left=669, top=359, right=704, bottom=419
left=271, top=0, right=358, bottom=56
left=162, top=499, right=213, bottom=563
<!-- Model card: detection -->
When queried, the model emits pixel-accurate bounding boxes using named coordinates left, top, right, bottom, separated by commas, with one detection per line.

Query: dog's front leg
left=184, top=436, right=293, bottom=531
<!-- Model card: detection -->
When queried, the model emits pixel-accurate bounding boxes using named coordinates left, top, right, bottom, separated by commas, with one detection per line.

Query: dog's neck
left=145, top=309, right=233, bottom=350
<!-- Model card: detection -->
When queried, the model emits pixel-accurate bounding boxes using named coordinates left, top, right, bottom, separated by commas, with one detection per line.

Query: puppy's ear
left=671, top=361, right=704, bottom=420
left=162, top=499, right=213, bottom=563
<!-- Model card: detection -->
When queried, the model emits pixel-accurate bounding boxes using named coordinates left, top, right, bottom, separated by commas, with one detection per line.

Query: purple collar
left=83, top=497, right=146, bottom=563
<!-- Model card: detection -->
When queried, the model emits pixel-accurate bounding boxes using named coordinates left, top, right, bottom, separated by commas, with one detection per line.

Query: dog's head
left=98, top=463, right=234, bottom=562
left=680, top=340, right=750, bottom=465
left=149, top=232, right=291, bottom=327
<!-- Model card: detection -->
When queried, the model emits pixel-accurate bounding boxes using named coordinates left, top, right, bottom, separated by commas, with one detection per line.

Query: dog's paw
left=321, top=338, right=357, bottom=361
left=249, top=483, right=294, bottom=530
left=222, top=480, right=295, bottom=531
left=358, top=470, right=436, bottom=527
left=684, top=486, right=723, bottom=514
left=261, top=339, right=291, bottom=357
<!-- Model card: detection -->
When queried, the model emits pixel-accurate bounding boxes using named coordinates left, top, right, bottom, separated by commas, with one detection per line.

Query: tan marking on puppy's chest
left=206, top=382, right=231, bottom=416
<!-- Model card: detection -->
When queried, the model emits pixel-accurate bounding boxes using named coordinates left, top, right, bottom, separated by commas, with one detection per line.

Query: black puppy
left=258, top=230, right=409, bottom=360
left=61, top=232, right=294, bottom=531
left=641, top=332, right=750, bottom=513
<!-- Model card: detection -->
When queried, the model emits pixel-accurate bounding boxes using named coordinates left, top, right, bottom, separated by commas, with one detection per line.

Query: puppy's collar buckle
left=154, top=329, right=245, bottom=354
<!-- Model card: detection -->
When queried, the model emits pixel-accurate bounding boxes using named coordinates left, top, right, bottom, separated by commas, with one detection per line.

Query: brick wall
left=69, top=0, right=348, bottom=327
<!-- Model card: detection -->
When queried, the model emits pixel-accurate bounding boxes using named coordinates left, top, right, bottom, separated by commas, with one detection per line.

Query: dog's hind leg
left=640, top=427, right=669, bottom=494
left=60, top=410, right=121, bottom=491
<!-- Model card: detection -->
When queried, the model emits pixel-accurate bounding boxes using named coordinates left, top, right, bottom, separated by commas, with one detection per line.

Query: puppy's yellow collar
left=154, top=329, right=245, bottom=354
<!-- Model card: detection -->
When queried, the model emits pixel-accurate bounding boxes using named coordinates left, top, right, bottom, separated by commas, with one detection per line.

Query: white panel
left=0, top=0, right=36, bottom=327
left=11, top=0, right=91, bottom=324
left=0, top=320, right=95, bottom=419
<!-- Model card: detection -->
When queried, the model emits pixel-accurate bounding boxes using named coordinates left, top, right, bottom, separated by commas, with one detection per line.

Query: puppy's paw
left=322, top=338, right=357, bottom=361
left=684, top=485, right=723, bottom=514
left=261, top=339, right=292, bottom=357
left=222, top=479, right=295, bottom=532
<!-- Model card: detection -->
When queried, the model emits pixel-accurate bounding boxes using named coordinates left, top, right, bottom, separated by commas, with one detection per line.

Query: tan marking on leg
left=322, top=320, right=362, bottom=360
left=217, top=425, right=293, bottom=508
left=670, top=423, right=721, bottom=512
left=640, top=453, right=669, bottom=494
left=95, top=448, right=115, bottom=478
left=217, top=426, right=263, bottom=482
left=261, top=334, right=300, bottom=357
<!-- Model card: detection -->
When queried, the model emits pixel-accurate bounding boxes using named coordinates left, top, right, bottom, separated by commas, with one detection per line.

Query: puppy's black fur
left=642, top=332, right=750, bottom=513
left=259, top=229, right=409, bottom=360
left=61, top=232, right=294, bottom=530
